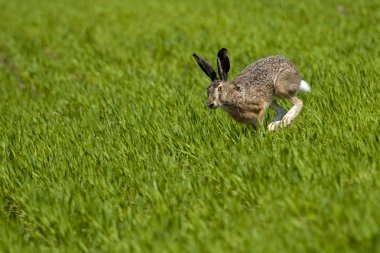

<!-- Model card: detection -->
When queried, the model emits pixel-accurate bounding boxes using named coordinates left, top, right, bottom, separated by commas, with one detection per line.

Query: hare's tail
left=299, top=80, right=311, bottom=92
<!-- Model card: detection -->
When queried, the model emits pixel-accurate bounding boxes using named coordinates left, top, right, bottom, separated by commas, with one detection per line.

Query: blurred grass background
left=0, top=0, right=379, bottom=252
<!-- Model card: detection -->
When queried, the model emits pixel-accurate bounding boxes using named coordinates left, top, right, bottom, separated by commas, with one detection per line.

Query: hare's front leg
left=252, top=107, right=266, bottom=129
left=268, top=101, right=287, bottom=131
left=282, top=96, right=303, bottom=127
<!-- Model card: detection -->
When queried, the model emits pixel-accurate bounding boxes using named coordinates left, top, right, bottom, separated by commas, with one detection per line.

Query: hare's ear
left=193, top=53, right=217, bottom=81
left=217, top=48, right=230, bottom=81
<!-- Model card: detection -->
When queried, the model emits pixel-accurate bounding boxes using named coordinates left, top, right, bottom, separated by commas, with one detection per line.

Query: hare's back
left=233, top=55, right=300, bottom=90
left=234, top=55, right=298, bottom=85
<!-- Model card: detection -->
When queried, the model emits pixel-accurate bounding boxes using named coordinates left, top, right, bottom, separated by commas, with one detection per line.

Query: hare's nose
left=207, top=103, right=215, bottom=108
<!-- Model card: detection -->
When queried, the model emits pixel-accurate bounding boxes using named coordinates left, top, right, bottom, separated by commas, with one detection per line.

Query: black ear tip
left=193, top=53, right=199, bottom=59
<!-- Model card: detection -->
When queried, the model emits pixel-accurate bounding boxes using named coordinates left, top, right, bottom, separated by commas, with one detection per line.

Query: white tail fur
left=299, top=80, right=311, bottom=92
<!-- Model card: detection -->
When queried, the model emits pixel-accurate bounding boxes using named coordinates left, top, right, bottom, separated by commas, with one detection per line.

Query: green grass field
left=1, top=0, right=379, bottom=252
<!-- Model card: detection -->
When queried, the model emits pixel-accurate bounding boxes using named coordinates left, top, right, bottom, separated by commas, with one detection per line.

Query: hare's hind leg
left=282, top=96, right=303, bottom=127
left=268, top=101, right=287, bottom=131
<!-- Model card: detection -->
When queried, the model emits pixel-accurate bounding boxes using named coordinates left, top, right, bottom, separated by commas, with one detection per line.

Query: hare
left=193, top=48, right=310, bottom=131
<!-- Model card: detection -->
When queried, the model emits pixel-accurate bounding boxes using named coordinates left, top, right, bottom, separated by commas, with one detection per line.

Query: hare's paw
left=282, top=116, right=292, bottom=126
left=268, top=121, right=282, bottom=131
left=282, top=113, right=296, bottom=127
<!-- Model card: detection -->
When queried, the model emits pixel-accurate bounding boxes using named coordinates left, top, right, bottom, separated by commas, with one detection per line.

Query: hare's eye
left=218, top=87, right=222, bottom=91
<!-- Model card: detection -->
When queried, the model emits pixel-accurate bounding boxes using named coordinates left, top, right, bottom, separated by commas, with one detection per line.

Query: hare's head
left=193, top=48, right=230, bottom=109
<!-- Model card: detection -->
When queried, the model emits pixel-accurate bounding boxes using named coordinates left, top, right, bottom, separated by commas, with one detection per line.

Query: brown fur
left=194, top=49, right=307, bottom=130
